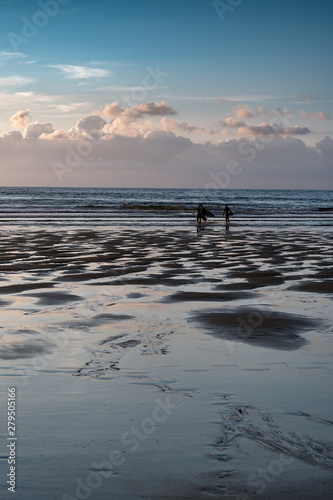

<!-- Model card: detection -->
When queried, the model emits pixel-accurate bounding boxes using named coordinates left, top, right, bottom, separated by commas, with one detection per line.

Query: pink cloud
left=131, top=101, right=177, bottom=118
left=0, top=125, right=331, bottom=188
left=238, top=123, right=311, bottom=136
left=220, top=117, right=246, bottom=128
left=300, top=110, right=331, bottom=120
left=10, top=109, right=30, bottom=127
left=161, top=117, right=205, bottom=134
left=100, top=102, right=125, bottom=118
left=232, top=105, right=254, bottom=119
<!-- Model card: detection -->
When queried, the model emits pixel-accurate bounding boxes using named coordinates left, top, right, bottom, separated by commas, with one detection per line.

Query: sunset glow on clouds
left=0, top=0, right=332, bottom=188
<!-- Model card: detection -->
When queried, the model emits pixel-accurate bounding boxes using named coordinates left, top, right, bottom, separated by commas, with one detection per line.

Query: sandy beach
left=1, top=223, right=333, bottom=499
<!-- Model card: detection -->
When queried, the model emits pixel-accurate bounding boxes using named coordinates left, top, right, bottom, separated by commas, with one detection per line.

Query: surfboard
left=205, top=210, right=215, bottom=217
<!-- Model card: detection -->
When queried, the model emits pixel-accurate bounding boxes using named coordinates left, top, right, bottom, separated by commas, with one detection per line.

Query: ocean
left=0, top=187, right=332, bottom=227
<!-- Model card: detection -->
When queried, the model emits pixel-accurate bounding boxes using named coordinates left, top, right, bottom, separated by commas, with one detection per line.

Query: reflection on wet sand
left=0, top=225, right=332, bottom=499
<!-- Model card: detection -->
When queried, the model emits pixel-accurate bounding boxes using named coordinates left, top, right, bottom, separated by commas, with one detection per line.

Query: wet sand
left=0, top=224, right=332, bottom=499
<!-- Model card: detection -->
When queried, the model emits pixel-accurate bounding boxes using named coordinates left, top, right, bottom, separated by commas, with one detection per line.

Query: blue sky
left=0, top=0, right=332, bottom=187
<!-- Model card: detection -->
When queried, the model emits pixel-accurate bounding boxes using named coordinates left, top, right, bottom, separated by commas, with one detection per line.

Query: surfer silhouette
left=194, top=203, right=207, bottom=224
left=223, top=204, right=232, bottom=225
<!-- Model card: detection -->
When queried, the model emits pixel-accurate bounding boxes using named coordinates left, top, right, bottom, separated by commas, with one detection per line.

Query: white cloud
left=70, top=115, right=107, bottom=139
left=0, top=130, right=23, bottom=140
left=94, top=101, right=179, bottom=138
left=0, top=76, right=34, bottom=86
left=23, top=122, right=54, bottom=139
left=51, top=102, right=92, bottom=113
left=0, top=51, right=25, bottom=61
left=49, top=65, right=111, bottom=79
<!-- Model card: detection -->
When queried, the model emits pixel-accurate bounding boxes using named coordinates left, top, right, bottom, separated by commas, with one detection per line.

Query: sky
left=0, top=0, right=332, bottom=188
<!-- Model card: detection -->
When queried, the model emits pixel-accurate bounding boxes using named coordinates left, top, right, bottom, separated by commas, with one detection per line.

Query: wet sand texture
left=0, top=226, right=332, bottom=499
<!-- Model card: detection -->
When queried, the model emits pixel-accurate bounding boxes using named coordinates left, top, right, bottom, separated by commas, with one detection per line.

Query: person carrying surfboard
left=194, top=203, right=207, bottom=224
left=223, top=204, right=233, bottom=224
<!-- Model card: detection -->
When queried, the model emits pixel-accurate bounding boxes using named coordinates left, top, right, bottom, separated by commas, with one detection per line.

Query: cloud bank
left=0, top=101, right=332, bottom=189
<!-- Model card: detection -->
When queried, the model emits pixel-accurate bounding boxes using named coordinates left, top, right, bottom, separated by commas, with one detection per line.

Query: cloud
left=94, top=101, right=179, bottom=138
left=130, top=101, right=177, bottom=118
left=291, top=92, right=311, bottom=101
left=0, top=130, right=23, bottom=140
left=7, top=92, right=91, bottom=112
left=280, top=125, right=311, bottom=135
left=161, top=117, right=205, bottom=134
left=99, top=100, right=177, bottom=120
left=41, top=130, right=73, bottom=140
left=10, top=109, right=30, bottom=127
left=220, top=117, right=246, bottom=128
left=256, top=106, right=269, bottom=117
left=0, top=101, right=331, bottom=188
left=216, top=98, right=229, bottom=103
left=0, top=118, right=331, bottom=188
left=100, top=102, right=125, bottom=117
left=238, top=123, right=311, bottom=136
left=51, top=102, right=92, bottom=113
left=225, top=105, right=330, bottom=125
left=232, top=105, right=255, bottom=119
left=227, top=106, right=296, bottom=121
left=0, top=76, right=34, bottom=86
left=300, top=110, right=331, bottom=120
left=316, top=136, right=333, bottom=160
left=0, top=51, right=25, bottom=61
left=273, top=107, right=294, bottom=116
left=23, top=122, right=54, bottom=139
left=254, top=106, right=295, bottom=118
left=103, top=116, right=154, bottom=138
left=49, top=65, right=111, bottom=79
left=70, top=115, right=107, bottom=139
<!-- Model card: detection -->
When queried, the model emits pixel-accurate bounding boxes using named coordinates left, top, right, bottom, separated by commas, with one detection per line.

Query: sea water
left=0, top=187, right=331, bottom=227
